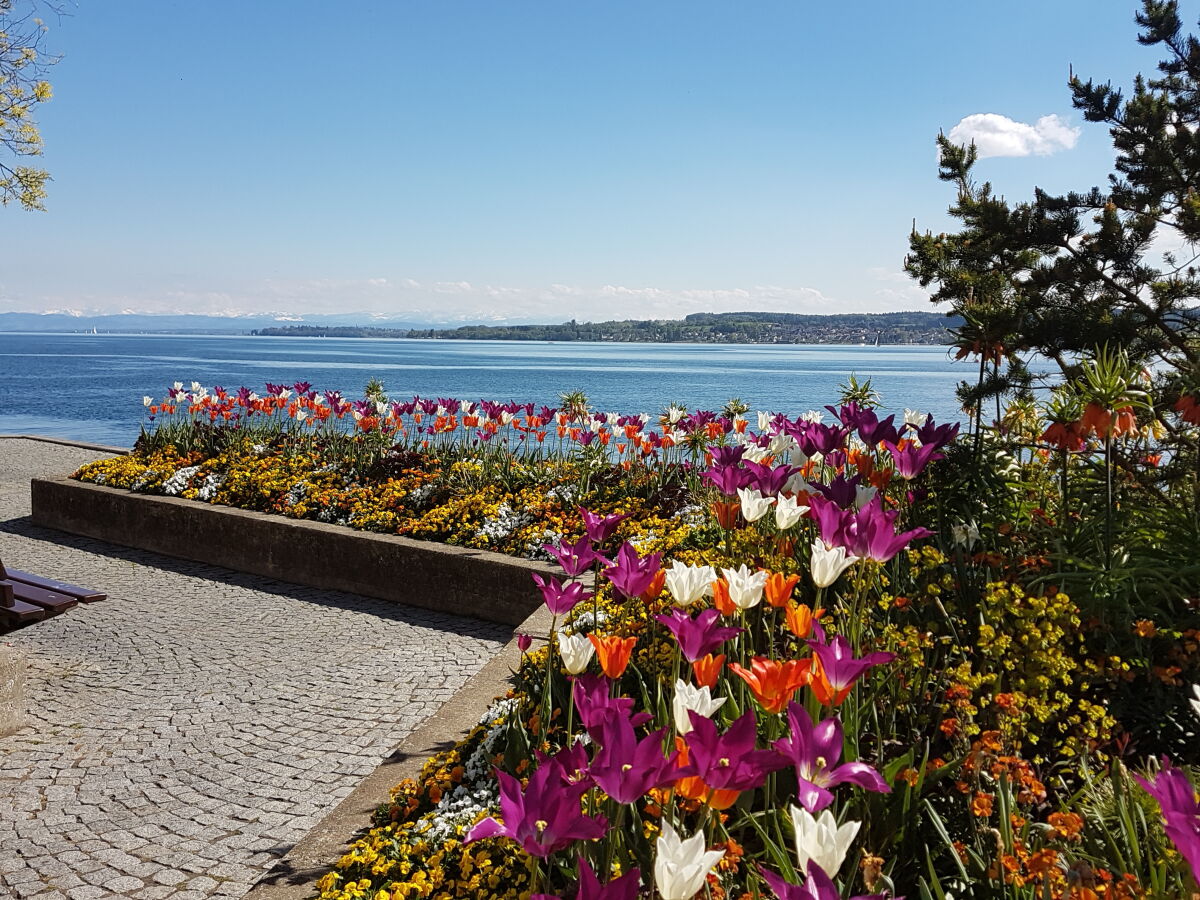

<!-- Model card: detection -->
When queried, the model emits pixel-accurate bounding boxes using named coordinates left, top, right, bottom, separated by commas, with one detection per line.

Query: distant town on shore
left=251, top=311, right=958, bottom=345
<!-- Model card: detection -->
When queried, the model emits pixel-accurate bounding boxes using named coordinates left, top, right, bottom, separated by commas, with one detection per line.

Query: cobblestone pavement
left=0, top=439, right=509, bottom=900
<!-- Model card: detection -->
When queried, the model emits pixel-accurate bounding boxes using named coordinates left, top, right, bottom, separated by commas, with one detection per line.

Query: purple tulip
left=1134, top=758, right=1200, bottom=884
left=465, top=755, right=607, bottom=858
left=760, top=862, right=890, bottom=900
left=710, top=444, right=747, bottom=466
left=773, top=703, right=890, bottom=812
left=744, top=460, right=800, bottom=496
left=848, top=497, right=933, bottom=562
left=603, top=542, right=663, bottom=600
left=857, top=410, right=900, bottom=447
left=826, top=402, right=872, bottom=430
left=702, top=463, right=752, bottom=497
left=578, top=507, right=629, bottom=544
left=807, top=623, right=896, bottom=704
left=572, top=674, right=652, bottom=742
left=654, top=607, right=742, bottom=662
left=808, top=474, right=863, bottom=510
left=516, top=632, right=533, bottom=652
left=573, top=858, right=641, bottom=900
left=679, top=710, right=789, bottom=793
left=544, top=535, right=610, bottom=577
left=914, top=418, right=960, bottom=450
left=590, top=718, right=679, bottom=804
left=883, top=440, right=944, bottom=480
left=532, top=573, right=592, bottom=616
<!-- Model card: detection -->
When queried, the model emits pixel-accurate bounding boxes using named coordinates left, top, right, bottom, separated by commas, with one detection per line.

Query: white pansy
left=721, top=564, right=768, bottom=609
left=654, top=821, right=726, bottom=900
left=775, top=494, right=810, bottom=530
left=557, top=633, right=595, bottom=674
left=791, top=806, right=861, bottom=879
left=737, top=487, right=775, bottom=522
left=672, top=679, right=727, bottom=734
left=665, top=560, right=716, bottom=607
left=810, top=540, right=858, bottom=588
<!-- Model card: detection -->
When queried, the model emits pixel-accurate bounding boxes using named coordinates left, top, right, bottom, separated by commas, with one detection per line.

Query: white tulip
left=950, top=521, right=981, bottom=549
left=854, top=484, right=878, bottom=510
left=904, top=408, right=929, bottom=428
left=810, top=540, right=858, bottom=589
left=775, top=494, right=810, bottom=530
left=801, top=410, right=824, bottom=424
left=741, top=443, right=771, bottom=464
left=790, top=805, right=861, bottom=879
left=783, top=471, right=809, bottom=495
left=606, top=412, right=620, bottom=426
left=557, top=632, right=594, bottom=675
left=654, top=821, right=726, bottom=900
left=721, top=564, right=768, bottom=610
left=737, top=488, right=775, bottom=523
left=672, top=679, right=726, bottom=734
left=665, top=560, right=716, bottom=607
left=1191, top=684, right=1200, bottom=722
left=667, top=405, right=686, bottom=424
left=757, top=410, right=773, bottom=432
left=143, top=396, right=153, bottom=407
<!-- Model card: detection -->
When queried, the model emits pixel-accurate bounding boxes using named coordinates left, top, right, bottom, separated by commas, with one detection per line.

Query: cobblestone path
left=0, top=439, right=509, bottom=899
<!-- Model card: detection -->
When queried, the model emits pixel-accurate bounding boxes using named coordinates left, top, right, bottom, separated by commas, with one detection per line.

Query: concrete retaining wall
left=30, top=478, right=557, bottom=626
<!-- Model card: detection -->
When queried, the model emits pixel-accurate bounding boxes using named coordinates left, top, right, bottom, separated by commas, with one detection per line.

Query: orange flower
left=1176, top=394, right=1200, bottom=425
left=711, top=500, right=742, bottom=530
left=588, top=635, right=637, bottom=679
left=940, top=717, right=959, bottom=737
left=971, top=792, right=994, bottom=817
left=1048, top=811, right=1083, bottom=841
left=728, top=656, right=812, bottom=714
left=711, top=578, right=736, bottom=616
left=763, top=572, right=800, bottom=608
left=640, top=569, right=666, bottom=603
left=1080, top=402, right=1113, bottom=438
left=784, top=603, right=823, bottom=639
left=980, top=730, right=1003, bottom=753
left=1133, top=619, right=1156, bottom=638
left=692, top=653, right=725, bottom=689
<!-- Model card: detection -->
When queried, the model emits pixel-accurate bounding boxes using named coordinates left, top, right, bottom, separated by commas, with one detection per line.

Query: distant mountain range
left=0, top=312, right=438, bottom=334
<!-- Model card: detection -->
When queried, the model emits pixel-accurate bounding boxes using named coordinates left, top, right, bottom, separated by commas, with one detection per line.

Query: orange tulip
left=588, top=635, right=637, bottom=679
left=711, top=578, right=736, bottom=616
left=640, top=569, right=666, bottom=604
left=728, top=656, right=812, bottom=714
left=784, top=603, right=824, bottom=639
left=692, top=653, right=725, bottom=689
left=711, top=500, right=741, bottom=530
left=763, top=572, right=800, bottom=608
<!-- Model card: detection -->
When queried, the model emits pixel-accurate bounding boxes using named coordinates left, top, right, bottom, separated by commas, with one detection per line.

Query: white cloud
left=947, top=113, right=1080, bottom=158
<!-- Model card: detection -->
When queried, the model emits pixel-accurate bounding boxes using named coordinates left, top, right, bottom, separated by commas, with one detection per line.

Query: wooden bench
left=0, top=559, right=105, bottom=629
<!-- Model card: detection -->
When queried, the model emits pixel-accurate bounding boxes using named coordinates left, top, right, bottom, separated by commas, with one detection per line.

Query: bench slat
left=0, top=599, right=46, bottom=626
left=6, top=581, right=77, bottom=615
left=3, top=569, right=106, bottom=603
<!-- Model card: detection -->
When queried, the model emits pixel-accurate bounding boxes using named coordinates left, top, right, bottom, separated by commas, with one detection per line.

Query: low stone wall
left=30, top=478, right=556, bottom=626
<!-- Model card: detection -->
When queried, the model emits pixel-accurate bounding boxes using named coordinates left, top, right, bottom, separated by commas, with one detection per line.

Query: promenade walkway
left=0, top=438, right=509, bottom=900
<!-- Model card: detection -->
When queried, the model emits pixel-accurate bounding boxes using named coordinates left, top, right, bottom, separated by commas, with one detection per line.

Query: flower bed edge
left=30, top=477, right=553, bottom=626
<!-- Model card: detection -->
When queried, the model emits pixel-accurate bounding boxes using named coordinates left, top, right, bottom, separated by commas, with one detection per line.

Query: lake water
left=0, top=333, right=972, bottom=446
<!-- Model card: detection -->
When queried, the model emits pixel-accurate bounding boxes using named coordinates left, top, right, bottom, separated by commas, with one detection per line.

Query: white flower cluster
left=406, top=483, right=436, bottom=509
left=284, top=481, right=308, bottom=508
left=412, top=698, right=518, bottom=845
left=546, top=484, right=577, bottom=504
left=671, top=505, right=706, bottom=527
left=161, top=466, right=201, bottom=496
left=194, top=472, right=226, bottom=502
left=476, top=503, right=530, bottom=545
left=570, top=609, right=609, bottom=631
left=524, top=529, right=563, bottom=561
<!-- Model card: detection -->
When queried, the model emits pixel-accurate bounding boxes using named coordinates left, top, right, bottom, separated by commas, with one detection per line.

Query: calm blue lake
left=0, top=333, right=972, bottom=446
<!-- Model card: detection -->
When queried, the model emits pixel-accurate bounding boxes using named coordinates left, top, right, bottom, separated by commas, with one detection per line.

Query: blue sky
left=0, top=1, right=1173, bottom=323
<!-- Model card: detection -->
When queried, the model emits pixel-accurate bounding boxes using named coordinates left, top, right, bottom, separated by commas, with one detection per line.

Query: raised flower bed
left=49, top=381, right=1200, bottom=898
